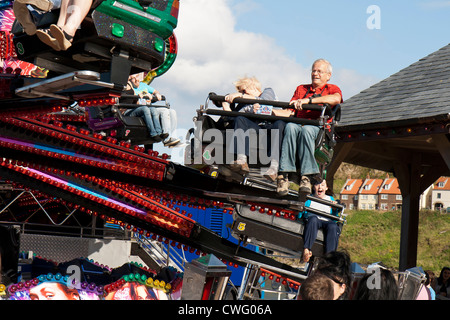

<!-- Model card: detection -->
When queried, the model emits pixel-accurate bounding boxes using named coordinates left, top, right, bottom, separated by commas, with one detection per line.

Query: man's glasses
left=311, top=69, right=329, bottom=75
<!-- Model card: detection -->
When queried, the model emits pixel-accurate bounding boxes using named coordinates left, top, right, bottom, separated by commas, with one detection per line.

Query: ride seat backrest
left=89, top=105, right=115, bottom=119
left=197, top=115, right=229, bottom=143
left=113, top=106, right=146, bottom=127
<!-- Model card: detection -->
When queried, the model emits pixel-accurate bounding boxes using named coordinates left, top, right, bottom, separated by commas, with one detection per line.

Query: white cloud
left=152, top=0, right=379, bottom=161
left=155, top=0, right=308, bottom=124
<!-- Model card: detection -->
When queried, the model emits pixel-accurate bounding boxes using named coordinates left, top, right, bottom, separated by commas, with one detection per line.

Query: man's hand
left=289, top=98, right=308, bottom=110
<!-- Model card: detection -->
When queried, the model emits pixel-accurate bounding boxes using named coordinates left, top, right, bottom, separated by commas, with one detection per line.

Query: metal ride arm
left=14, top=71, right=125, bottom=100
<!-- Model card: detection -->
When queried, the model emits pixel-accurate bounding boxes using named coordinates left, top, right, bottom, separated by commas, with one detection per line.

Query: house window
left=381, top=203, right=388, bottom=210
left=438, top=182, right=444, bottom=188
left=396, top=195, right=402, bottom=200
left=341, top=195, right=348, bottom=200
left=361, top=204, right=366, bottom=209
left=354, top=195, right=358, bottom=200
left=349, top=204, right=354, bottom=210
left=362, top=195, right=368, bottom=200
left=381, top=194, right=388, bottom=200
left=437, top=193, right=441, bottom=199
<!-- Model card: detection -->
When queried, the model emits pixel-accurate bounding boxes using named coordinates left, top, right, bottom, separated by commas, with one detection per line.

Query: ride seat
left=231, top=204, right=330, bottom=256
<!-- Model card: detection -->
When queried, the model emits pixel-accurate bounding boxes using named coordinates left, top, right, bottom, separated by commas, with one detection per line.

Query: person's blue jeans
left=124, top=106, right=162, bottom=137
left=303, top=215, right=340, bottom=253
left=279, top=123, right=320, bottom=175
left=153, top=107, right=177, bottom=136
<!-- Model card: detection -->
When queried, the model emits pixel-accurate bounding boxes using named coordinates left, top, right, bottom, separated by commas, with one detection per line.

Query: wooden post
left=396, top=153, right=421, bottom=271
left=327, top=142, right=354, bottom=193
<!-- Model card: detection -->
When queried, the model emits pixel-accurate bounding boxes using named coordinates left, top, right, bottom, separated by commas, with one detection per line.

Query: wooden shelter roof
left=329, top=43, right=450, bottom=270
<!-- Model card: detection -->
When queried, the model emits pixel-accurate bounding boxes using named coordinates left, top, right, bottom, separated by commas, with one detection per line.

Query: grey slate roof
left=338, top=43, right=450, bottom=129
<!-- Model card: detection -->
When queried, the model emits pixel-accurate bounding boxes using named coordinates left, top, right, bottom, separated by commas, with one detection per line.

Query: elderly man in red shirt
left=273, top=59, right=343, bottom=200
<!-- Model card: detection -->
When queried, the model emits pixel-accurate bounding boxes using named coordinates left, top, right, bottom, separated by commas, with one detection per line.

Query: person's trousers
left=154, top=108, right=177, bottom=136
left=303, top=215, right=340, bottom=253
left=228, top=116, right=285, bottom=161
left=124, top=106, right=161, bottom=137
left=279, top=123, right=320, bottom=175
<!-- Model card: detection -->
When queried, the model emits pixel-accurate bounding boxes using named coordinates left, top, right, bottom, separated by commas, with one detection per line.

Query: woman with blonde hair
left=222, top=76, right=285, bottom=181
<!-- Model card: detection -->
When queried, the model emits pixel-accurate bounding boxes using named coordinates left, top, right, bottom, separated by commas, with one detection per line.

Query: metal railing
left=132, top=232, right=188, bottom=271
left=0, top=220, right=132, bottom=241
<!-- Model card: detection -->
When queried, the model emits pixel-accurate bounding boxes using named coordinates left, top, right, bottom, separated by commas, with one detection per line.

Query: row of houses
left=338, top=175, right=450, bottom=212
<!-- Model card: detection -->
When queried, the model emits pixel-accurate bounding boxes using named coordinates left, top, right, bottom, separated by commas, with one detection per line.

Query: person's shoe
left=299, top=175, right=312, bottom=194
left=13, top=1, right=37, bottom=36
left=262, top=166, right=278, bottom=182
left=16, top=0, right=53, bottom=11
left=50, top=24, right=73, bottom=51
left=276, top=175, right=289, bottom=196
left=229, top=160, right=249, bottom=174
left=150, top=135, right=163, bottom=142
left=160, top=133, right=169, bottom=140
left=36, top=28, right=60, bottom=51
left=298, top=175, right=311, bottom=202
left=163, top=137, right=181, bottom=147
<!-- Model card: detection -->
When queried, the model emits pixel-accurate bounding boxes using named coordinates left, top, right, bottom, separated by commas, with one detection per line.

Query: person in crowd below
left=353, top=267, right=399, bottom=300
left=434, top=266, right=450, bottom=300
left=314, top=250, right=352, bottom=300
left=273, top=59, right=343, bottom=201
left=417, top=270, right=436, bottom=300
left=222, top=76, right=285, bottom=180
left=299, top=273, right=335, bottom=300
left=300, top=179, right=340, bottom=263
left=425, top=270, right=436, bottom=300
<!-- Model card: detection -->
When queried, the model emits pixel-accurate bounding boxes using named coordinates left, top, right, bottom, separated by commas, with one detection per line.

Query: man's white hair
left=312, top=59, right=332, bottom=74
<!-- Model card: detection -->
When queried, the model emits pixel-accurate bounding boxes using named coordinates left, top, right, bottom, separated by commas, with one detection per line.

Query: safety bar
left=302, top=195, right=345, bottom=223
left=117, top=95, right=170, bottom=109
left=207, top=92, right=334, bottom=116
left=120, top=94, right=166, bottom=101
left=203, top=109, right=321, bottom=126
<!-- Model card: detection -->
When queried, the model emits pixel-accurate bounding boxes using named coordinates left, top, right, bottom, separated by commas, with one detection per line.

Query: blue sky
left=233, top=0, right=450, bottom=79
left=152, top=0, right=450, bottom=161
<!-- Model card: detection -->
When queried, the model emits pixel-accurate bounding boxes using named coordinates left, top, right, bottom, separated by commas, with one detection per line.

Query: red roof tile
left=340, top=179, right=363, bottom=195
left=379, top=178, right=401, bottom=195
left=435, top=177, right=450, bottom=190
left=359, top=179, right=383, bottom=194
